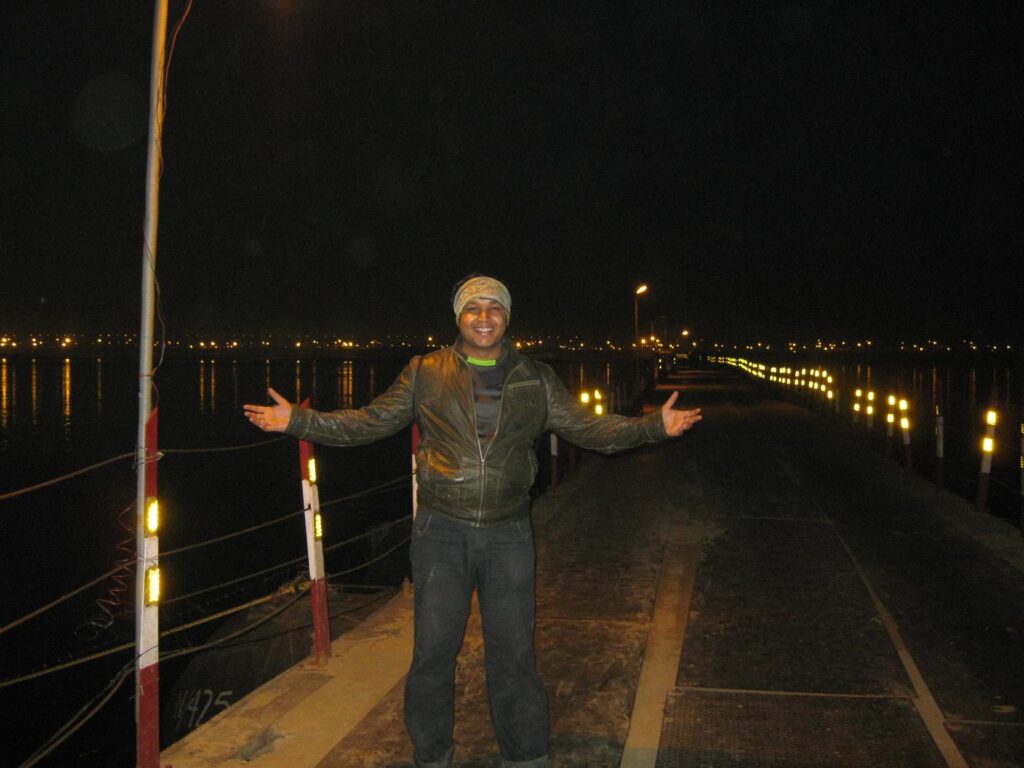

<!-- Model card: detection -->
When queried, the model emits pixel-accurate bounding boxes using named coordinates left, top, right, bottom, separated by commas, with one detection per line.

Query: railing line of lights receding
left=708, top=355, right=835, bottom=401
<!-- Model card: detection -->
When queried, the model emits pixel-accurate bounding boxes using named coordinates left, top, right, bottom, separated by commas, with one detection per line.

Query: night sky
left=2, top=2, right=1021, bottom=343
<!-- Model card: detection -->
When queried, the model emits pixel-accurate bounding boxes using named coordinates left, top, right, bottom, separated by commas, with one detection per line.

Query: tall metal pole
left=633, top=295, right=639, bottom=345
left=136, top=2, right=169, bottom=766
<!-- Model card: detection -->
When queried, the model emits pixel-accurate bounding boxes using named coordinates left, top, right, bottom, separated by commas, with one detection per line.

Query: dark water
left=0, top=351, right=625, bottom=766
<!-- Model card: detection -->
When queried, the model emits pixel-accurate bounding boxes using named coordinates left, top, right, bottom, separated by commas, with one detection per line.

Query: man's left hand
left=661, top=391, right=702, bottom=437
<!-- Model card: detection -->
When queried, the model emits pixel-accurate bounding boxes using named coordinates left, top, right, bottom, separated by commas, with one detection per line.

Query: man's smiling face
left=458, top=297, right=508, bottom=359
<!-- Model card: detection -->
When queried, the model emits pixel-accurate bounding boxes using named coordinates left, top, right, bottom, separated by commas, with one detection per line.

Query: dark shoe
left=414, top=745, right=453, bottom=768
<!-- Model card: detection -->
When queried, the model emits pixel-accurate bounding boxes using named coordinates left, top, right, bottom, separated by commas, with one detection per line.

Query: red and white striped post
left=298, top=399, right=331, bottom=665
left=898, top=398, right=913, bottom=469
left=976, top=409, right=998, bottom=512
left=548, top=433, right=559, bottom=493
left=411, top=423, right=421, bottom=519
left=136, top=408, right=160, bottom=768
left=934, top=379, right=945, bottom=488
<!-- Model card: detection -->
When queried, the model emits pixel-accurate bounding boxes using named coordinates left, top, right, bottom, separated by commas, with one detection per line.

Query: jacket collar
left=450, top=337, right=517, bottom=366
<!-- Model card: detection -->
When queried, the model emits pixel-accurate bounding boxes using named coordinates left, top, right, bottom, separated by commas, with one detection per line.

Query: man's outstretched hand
left=243, top=388, right=293, bottom=432
left=661, top=391, right=702, bottom=437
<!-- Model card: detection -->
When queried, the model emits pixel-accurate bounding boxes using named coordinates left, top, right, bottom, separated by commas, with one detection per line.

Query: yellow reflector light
left=866, top=405, right=874, bottom=415
left=982, top=437, right=994, bottom=454
left=145, top=498, right=159, bottom=534
left=854, top=403, right=861, bottom=412
left=314, top=512, right=323, bottom=540
left=887, top=413, right=895, bottom=424
left=986, top=410, right=998, bottom=427
left=900, top=417, right=910, bottom=430
left=580, top=392, right=590, bottom=404
left=146, top=567, right=161, bottom=605
left=308, top=458, right=318, bottom=484
left=594, top=389, right=602, bottom=400
left=855, top=389, right=862, bottom=398
left=594, top=404, right=604, bottom=416
left=867, top=391, right=875, bottom=402
left=827, top=390, right=834, bottom=400
left=899, top=399, right=908, bottom=412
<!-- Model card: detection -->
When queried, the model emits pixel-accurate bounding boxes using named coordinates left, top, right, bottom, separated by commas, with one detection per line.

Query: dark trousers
left=405, top=511, right=549, bottom=766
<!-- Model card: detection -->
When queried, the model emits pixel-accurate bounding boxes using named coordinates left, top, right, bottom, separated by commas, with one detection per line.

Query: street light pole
left=634, top=284, right=648, bottom=345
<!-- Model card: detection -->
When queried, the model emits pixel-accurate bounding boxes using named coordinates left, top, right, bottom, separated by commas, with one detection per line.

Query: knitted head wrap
left=452, top=276, right=511, bottom=322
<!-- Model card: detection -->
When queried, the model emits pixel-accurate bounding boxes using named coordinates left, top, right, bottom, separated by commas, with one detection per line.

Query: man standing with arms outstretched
left=244, top=274, right=701, bottom=767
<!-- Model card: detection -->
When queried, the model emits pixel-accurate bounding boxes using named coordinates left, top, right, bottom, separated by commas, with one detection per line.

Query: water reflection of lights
left=62, top=357, right=72, bottom=436
left=209, top=358, right=217, bottom=413
left=1, top=358, right=9, bottom=430
left=96, top=358, right=104, bottom=415
left=198, top=359, right=207, bottom=414
left=31, top=359, right=39, bottom=426
left=338, top=361, right=354, bottom=409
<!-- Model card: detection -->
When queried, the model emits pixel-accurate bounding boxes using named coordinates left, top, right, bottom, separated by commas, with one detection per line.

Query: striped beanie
left=452, top=276, right=512, bottom=322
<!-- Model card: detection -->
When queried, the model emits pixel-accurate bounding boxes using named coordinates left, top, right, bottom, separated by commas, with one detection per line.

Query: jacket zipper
left=463, top=354, right=525, bottom=525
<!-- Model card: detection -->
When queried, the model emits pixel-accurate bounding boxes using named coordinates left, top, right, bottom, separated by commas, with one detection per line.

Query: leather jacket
left=284, top=343, right=667, bottom=526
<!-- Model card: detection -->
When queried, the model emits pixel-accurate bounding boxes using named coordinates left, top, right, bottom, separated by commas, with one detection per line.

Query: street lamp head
left=635, top=284, right=648, bottom=296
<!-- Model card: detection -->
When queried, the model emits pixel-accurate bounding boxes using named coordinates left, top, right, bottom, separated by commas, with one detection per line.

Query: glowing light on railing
left=887, top=413, right=895, bottom=424
left=307, top=458, right=318, bottom=484
left=314, top=512, right=324, bottom=540
left=899, top=399, right=908, bottom=412
left=595, top=403, right=604, bottom=416
left=145, top=567, right=161, bottom=605
left=146, top=498, right=160, bottom=534
left=986, top=410, right=998, bottom=427
left=982, top=436, right=994, bottom=454
left=580, top=391, right=590, bottom=405
left=888, top=395, right=896, bottom=407
left=900, top=417, right=910, bottom=430
left=855, top=389, right=863, bottom=398
left=866, top=405, right=874, bottom=415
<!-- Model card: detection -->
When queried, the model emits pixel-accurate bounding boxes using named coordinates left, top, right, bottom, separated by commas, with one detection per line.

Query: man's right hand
left=243, top=387, right=293, bottom=432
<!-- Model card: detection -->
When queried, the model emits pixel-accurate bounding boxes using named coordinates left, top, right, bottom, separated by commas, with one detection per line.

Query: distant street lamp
left=634, top=284, right=648, bottom=345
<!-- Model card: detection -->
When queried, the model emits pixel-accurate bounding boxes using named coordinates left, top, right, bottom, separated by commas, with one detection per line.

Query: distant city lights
left=0, top=331, right=1015, bottom=358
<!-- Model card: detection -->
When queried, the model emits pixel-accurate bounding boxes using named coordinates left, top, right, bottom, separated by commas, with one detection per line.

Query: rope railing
left=0, top=487, right=410, bottom=635
left=0, top=545, right=403, bottom=691
left=0, top=437, right=288, bottom=505
left=160, top=474, right=408, bottom=559
left=0, top=452, right=135, bottom=503
left=0, top=561, right=135, bottom=637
